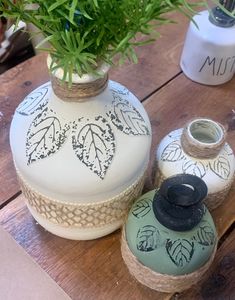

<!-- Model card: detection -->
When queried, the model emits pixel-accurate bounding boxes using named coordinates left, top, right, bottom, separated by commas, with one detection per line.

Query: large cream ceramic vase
left=10, top=57, right=152, bottom=240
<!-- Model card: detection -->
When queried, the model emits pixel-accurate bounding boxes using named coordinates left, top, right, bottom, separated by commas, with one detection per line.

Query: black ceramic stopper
left=209, top=0, right=235, bottom=27
left=152, top=174, right=208, bottom=232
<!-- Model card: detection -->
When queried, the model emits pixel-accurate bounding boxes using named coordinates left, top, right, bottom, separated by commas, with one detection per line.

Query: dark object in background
left=0, top=19, right=35, bottom=74
left=0, top=16, right=7, bottom=42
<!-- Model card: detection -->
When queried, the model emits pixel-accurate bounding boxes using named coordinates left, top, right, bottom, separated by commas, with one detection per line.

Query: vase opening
left=188, top=119, right=224, bottom=145
left=47, top=55, right=110, bottom=101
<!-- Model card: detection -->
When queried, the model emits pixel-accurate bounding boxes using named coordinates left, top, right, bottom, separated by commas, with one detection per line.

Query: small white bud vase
left=155, top=118, right=235, bottom=210
left=10, top=57, right=152, bottom=240
left=180, top=0, right=235, bottom=85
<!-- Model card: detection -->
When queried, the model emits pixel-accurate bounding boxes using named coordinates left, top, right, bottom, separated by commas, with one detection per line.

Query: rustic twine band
left=181, top=119, right=226, bottom=159
left=17, top=168, right=146, bottom=228
left=50, top=73, right=109, bottom=102
left=154, top=168, right=232, bottom=211
left=121, top=228, right=217, bottom=293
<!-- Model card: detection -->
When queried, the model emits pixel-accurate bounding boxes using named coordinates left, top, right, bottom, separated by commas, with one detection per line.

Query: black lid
left=153, top=174, right=207, bottom=232
left=209, top=0, right=235, bottom=27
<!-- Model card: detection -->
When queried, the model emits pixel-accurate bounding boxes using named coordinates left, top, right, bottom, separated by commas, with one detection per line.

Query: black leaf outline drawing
left=110, top=83, right=130, bottom=96
left=224, top=143, right=234, bottom=156
left=26, top=108, right=70, bottom=165
left=72, top=116, right=115, bottom=179
left=107, top=94, right=150, bottom=136
left=166, top=239, right=194, bottom=267
left=209, top=156, right=230, bottom=180
left=132, top=198, right=152, bottom=218
left=136, top=225, right=161, bottom=252
left=161, top=141, right=185, bottom=162
left=168, top=130, right=183, bottom=140
left=182, top=160, right=207, bottom=178
left=17, top=84, right=50, bottom=116
left=193, top=221, right=215, bottom=246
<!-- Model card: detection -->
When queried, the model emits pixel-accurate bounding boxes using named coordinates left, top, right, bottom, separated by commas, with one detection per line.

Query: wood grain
left=172, top=226, right=235, bottom=300
left=0, top=71, right=235, bottom=299
left=144, top=73, right=235, bottom=191
left=0, top=9, right=235, bottom=300
left=0, top=53, right=49, bottom=204
left=0, top=185, right=234, bottom=300
left=0, top=11, right=189, bottom=206
left=110, top=11, right=189, bottom=100
left=0, top=195, right=171, bottom=300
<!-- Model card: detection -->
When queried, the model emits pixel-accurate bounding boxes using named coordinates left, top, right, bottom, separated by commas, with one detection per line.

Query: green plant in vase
left=1, top=0, right=202, bottom=83
left=1, top=0, right=205, bottom=241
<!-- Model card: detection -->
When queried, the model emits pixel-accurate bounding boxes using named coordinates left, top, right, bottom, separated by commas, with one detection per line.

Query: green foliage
left=0, top=0, right=203, bottom=81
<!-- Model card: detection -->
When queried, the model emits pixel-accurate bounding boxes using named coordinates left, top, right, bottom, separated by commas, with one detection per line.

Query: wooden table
left=0, top=12, right=235, bottom=300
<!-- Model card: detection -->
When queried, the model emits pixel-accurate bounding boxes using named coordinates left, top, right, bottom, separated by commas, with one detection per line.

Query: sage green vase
left=122, top=174, right=217, bottom=292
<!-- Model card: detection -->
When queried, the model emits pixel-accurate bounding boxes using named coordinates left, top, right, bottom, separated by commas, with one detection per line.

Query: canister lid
left=209, top=0, right=235, bottom=27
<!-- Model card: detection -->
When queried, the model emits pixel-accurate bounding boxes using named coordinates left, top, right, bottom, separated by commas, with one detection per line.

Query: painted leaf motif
left=17, top=83, right=50, bottom=116
left=132, top=198, right=152, bottom=218
left=209, top=156, right=230, bottom=179
left=161, top=141, right=184, bottom=162
left=166, top=239, right=194, bottom=267
left=107, top=95, right=150, bottom=136
left=223, top=143, right=234, bottom=156
left=194, top=221, right=215, bottom=246
left=110, top=80, right=130, bottom=96
left=168, top=129, right=183, bottom=140
left=182, top=160, right=206, bottom=178
left=26, top=108, right=70, bottom=165
left=136, top=225, right=161, bottom=252
left=72, top=116, right=115, bottom=179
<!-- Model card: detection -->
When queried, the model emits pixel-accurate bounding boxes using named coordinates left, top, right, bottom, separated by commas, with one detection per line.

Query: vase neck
left=181, top=118, right=226, bottom=159
left=153, top=174, right=207, bottom=231
left=47, top=55, right=109, bottom=102
left=51, top=73, right=108, bottom=102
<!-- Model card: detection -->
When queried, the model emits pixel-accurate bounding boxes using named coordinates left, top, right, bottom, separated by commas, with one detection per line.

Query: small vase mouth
left=187, top=119, right=224, bottom=146
left=181, top=118, right=226, bottom=159
left=47, top=55, right=110, bottom=84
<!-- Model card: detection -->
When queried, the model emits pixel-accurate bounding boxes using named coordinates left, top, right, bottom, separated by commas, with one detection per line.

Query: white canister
left=180, top=3, right=235, bottom=85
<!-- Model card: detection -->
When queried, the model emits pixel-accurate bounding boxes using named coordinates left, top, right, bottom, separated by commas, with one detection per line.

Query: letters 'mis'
left=199, top=56, right=235, bottom=76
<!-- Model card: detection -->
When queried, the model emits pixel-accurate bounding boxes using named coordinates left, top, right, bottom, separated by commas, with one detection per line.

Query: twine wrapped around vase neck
left=50, top=73, right=109, bottom=102
left=181, top=118, right=226, bottom=159
left=47, top=55, right=110, bottom=102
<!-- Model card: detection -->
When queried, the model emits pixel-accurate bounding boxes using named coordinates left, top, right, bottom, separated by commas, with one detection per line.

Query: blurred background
left=0, top=16, right=35, bottom=74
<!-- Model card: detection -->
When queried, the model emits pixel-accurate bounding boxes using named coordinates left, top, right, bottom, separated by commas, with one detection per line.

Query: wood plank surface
left=144, top=73, right=235, bottom=236
left=1, top=7, right=235, bottom=300
left=0, top=195, right=171, bottom=300
left=0, top=187, right=234, bottom=300
left=0, top=11, right=188, bottom=205
left=0, top=71, right=235, bottom=299
left=173, top=226, right=235, bottom=300
left=110, top=11, right=189, bottom=99
left=0, top=54, right=49, bottom=204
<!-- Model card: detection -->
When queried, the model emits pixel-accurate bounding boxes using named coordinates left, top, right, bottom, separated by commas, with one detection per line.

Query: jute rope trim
left=154, top=168, right=233, bottom=211
left=121, top=228, right=217, bottom=293
left=51, top=73, right=108, bottom=102
left=181, top=120, right=226, bottom=159
left=17, top=168, right=146, bottom=228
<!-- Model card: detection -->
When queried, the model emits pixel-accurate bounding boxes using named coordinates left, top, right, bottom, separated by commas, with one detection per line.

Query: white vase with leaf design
left=10, top=57, right=152, bottom=240
left=155, top=118, right=235, bottom=210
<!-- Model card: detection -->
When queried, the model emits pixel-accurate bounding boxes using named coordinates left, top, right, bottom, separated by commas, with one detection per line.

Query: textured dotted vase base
left=17, top=168, right=146, bottom=240
left=27, top=204, right=123, bottom=240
